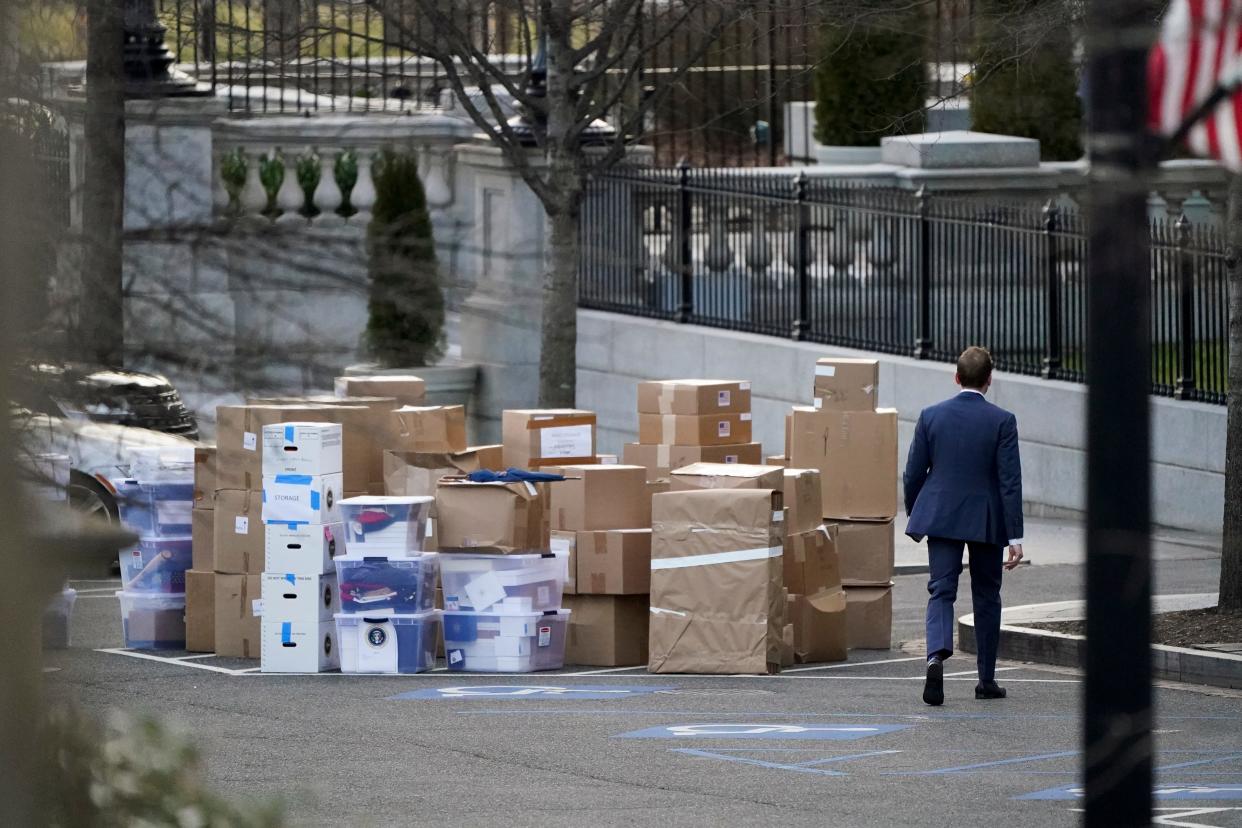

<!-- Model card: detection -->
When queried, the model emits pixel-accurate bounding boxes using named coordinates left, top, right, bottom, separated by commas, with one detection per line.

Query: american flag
left=1148, top=0, right=1242, bottom=168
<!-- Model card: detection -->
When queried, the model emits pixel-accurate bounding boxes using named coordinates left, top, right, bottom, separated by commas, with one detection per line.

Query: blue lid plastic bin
left=118, top=538, right=192, bottom=593
left=334, top=611, right=441, bottom=674
left=439, top=552, right=567, bottom=613
left=116, top=591, right=186, bottom=650
left=443, top=609, right=570, bottom=673
left=334, top=553, right=438, bottom=614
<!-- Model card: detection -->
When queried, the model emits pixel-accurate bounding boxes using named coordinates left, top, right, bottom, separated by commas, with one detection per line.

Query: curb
left=958, top=613, right=1242, bottom=691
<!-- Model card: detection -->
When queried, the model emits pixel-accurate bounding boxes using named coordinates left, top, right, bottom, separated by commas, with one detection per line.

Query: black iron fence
left=579, top=167, right=1231, bottom=404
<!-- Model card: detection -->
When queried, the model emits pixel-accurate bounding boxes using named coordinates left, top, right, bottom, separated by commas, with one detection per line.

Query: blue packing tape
left=310, top=490, right=320, bottom=510
left=273, top=474, right=313, bottom=485
left=285, top=424, right=294, bottom=443
left=281, top=621, right=291, bottom=643
left=284, top=573, right=296, bottom=585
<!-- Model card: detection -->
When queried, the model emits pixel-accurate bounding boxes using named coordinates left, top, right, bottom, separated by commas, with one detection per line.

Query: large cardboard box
left=502, top=409, right=597, bottom=469
left=564, top=594, right=649, bottom=667
left=638, top=412, right=753, bottom=447
left=649, top=489, right=784, bottom=675
left=185, top=569, right=215, bottom=653
left=844, top=585, right=893, bottom=650
left=387, top=405, right=468, bottom=454
left=436, top=479, right=548, bottom=552
left=669, top=462, right=783, bottom=492
left=813, top=358, right=880, bottom=411
left=192, top=507, right=214, bottom=571
left=573, top=528, right=651, bottom=594
left=788, top=407, right=898, bottom=521
left=784, top=524, right=841, bottom=596
left=213, top=490, right=265, bottom=574
left=783, top=468, right=823, bottom=536
left=383, top=446, right=503, bottom=497
left=335, top=375, right=426, bottom=407
left=637, top=380, right=752, bottom=415
left=623, top=442, right=763, bottom=482
left=548, top=464, right=649, bottom=531
left=217, top=403, right=372, bottom=492
left=837, top=519, right=896, bottom=585
left=193, top=446, right=216, bottom=510
left=790, top=588, right=848, bottom=663
left=214, top=573, right=262, bottom=658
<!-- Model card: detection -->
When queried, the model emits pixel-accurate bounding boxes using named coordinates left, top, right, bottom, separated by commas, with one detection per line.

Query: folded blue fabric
left=466, top=468, right=567, bottom=483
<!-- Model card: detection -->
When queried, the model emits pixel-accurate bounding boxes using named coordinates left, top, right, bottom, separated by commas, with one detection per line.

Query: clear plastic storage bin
left=442, top=609, right=570, bottom=672
left=339, top=496, right=433, bottom=554
left=334, top=554, right=438, bottom=614
left=116, top=480, right=195, bottom=537
left=335, top=611, right=441, bottom=674
left=117, top=591, right=186, bottom=650
left=439, top=552, right=567, bottom=613
left=118, top=537, right=192, bottom=593
left=43, top=587, right=77, bottom=649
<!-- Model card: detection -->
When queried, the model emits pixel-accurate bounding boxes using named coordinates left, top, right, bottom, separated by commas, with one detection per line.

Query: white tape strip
left=651, top=545, right=782, bottom=571
left=815, top=365, right=837, bottom=377
left=649, top=606, right=689, bottom=617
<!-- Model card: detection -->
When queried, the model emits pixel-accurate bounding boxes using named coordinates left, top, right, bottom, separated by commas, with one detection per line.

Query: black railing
left=580, top=167, right=1231, bottom=404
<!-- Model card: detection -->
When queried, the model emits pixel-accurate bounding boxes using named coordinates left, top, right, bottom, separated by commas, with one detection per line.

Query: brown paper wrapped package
left=383, top=445, right=502, bottom=497
left=669, top=462, right=783, bottom=492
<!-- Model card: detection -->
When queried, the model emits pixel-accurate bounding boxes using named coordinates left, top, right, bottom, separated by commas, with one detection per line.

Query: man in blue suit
left=903, top=346, right=1024, bottom=706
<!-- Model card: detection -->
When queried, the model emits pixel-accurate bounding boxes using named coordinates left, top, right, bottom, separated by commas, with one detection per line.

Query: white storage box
left=117, top=591, right=186, bottom=650
left=339, top=496, right=433, bottom=554
left=262, top=422, right=343, bottom=477
left=439, top=552, right=567, bottom=613
left=335, top=554, right=438, bottom=614
left=260, top=572, right=338, bottom=623
left=335, top=611, right=441, bottom=674
left=443, top=609, right=570, bottom=672
left=261, top=473, right=344, bottom=525
left=260, top=620, right=339, bottom=673
left=265, top=522, right=345, bottom=576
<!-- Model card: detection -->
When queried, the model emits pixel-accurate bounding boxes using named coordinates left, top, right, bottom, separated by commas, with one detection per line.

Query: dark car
left=16, top=363, right=199, bottom=440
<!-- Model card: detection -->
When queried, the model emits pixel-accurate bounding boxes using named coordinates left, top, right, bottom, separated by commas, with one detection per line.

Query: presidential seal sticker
left=366, top=625, right=387, bottom=649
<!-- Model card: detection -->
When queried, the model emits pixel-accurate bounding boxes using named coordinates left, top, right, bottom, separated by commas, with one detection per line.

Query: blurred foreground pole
left=1083, top=0, right=1154, bottom=824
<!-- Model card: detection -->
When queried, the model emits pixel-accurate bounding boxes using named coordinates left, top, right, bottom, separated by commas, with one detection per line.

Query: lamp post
left=506, top=25, right=616, bottom=147
left=121, top=0, right=209, bottom=98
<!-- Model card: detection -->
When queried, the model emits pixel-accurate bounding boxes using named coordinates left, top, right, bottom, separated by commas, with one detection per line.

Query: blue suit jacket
left=903, top=391, right=1023, bottom=547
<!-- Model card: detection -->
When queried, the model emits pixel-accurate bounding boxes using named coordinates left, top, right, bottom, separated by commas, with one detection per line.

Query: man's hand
left=1005, top=544, right=1024, bottom=571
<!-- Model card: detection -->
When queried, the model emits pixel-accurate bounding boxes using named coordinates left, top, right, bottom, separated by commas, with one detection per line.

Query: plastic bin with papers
left=439, top=552, right=567, bottom=613
left=334, top=553, right=439, bottom=614
left=335, top=611, right=441, bottom=674
left=442, top=608, right=570, bottom=672
left=117, top=591, right=186, bottom=650
left=118, top=537, right=193, bottom=593
left=339, top=496, right=433, bottom=554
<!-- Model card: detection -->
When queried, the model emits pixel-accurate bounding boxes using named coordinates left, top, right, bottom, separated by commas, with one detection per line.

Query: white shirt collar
left=959, top=388, right=986, bottom=397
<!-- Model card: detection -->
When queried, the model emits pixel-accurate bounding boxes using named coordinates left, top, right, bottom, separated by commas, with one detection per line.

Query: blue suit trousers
left=925, top=537, right=1004, bottom=683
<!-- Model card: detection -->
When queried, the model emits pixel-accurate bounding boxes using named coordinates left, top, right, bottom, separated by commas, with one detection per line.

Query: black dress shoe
left=975, top=681, right=1007, bottom=699
left=923, top=658, right=944, bottom=706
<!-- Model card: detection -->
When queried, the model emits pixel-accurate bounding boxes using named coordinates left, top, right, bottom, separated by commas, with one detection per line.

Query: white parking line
left=784, top=656, right=925, bottom=673
left=95, top=648, right=253, bottom=675
left=563, top=666, right=649, bottom=676
left=943, top=667, right=1020, bottom=678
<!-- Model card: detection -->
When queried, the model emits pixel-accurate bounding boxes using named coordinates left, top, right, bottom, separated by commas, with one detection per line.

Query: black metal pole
left=1175, top=213, right=1198, bottom=399
left=792, top=171, right=809, bottom=340
left=1083, top=0, right=1154, bottom=824
left=914, top=185, right=932, bottom=359
left=1042, top=200, right=1062, bottom=379
left=676, top=160, right=693, bottom=323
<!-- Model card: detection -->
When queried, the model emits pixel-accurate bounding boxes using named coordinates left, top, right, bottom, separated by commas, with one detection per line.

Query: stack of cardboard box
left=779, top=468, right=848, bottom=663
left=186, top=446, right=216, bottom=652
left=787, top=358, right=897, bottom=650
left=624, top=380, right=762, bottom=481
left=551, top=465, right=652, bottom=667
left=259, top=423, right=345, bottom=672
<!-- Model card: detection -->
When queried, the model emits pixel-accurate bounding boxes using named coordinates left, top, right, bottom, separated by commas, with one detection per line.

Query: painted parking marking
left=392, top=684, right=677, bottom=700
left=782, top=656, right=925, bottom=673
left=617, top=722, right=911, bottom=740
left=673, top=748, right=901, bottom=776
left=1022, top=784, right=1242, bottom=801
left=892, top=750, right=1079, bottom=776
left=1156, top=754, right=1242, bottom=772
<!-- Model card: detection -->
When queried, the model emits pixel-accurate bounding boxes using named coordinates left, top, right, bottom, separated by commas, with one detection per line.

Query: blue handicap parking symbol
left=391, top=684, right=677, bottom=701
left=617, top=723, right=911, bottom=741
left=1019, top=784, right=1242, bottom=801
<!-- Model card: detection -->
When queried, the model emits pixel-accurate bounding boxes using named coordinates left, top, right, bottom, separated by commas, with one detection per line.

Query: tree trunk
left=81, top=0, right=126, bottom=366
left=1221, top=174, right=1242, bottom=612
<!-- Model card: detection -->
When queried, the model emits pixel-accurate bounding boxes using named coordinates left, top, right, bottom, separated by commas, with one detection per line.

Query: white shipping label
left=243, top=432, right=257, bottom=451
left=536, top=585, right=550, bottom=606
left=739, top=382, right=751, bottom=390
left=717, top=420, right=731, bottom=438
left=538, top=626, right=552, bottom=647
left=539, top=424, right=592, bottom=459
left=814, top=397, right=824, bottom=410
left=773, top=511, right=785, bottom=522
left=235, top=516, right=249, bottom=535
left=463, top=571, right=507, bottom=611
left=740, top=413, right=752, bottom=421
left=251, top=599, right=264, bottom=617
left=524, top=481, right=538, bottom=497
left=816, top=365, right=837, bottom=377
left=717, top=390, right=731, bottom=407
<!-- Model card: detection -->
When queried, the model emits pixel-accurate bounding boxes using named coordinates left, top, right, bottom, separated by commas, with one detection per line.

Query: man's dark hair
left=957, top=346, right=994, bottom=389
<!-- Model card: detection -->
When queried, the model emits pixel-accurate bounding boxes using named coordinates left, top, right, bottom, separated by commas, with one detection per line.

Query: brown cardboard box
left=548, top=464, right=649, bottom=531
left=649, top=489, right=784, bottom=675
left=788, top=407, right=898, bottom=521
left=564, top=594, right=649, bottom=667
left=844, top=584, right=893, bottom=649
left=551, top=530, right=578, bottom=594
left=383, top=445, right=503, bottom=497
left=791, top=588, right=849, bottom=663
left=192, top=507, right=215, bottom=571
left=638, top=412, right=753, bottom=447
left=623, top=442, right=763, bottom=482
left=766, top=455, right=788, bottom=468
left=218, top=403, right=376, bottom=492
left=837, top=519, right=896, bottom=585
left=194, top=446, right=216, bottom=509
left=574, top=528, right=651, bottom=594
left=783, top=468, right=823, bottom=536
left=784, top=524, right=841, bottom=595
left=335, top=375, right=427, bottom=406
left=436, top=479, right=548, bottom=552
left=779, top=623, right=796, bottom=668
left=386, top=405, right=468, bottom=455
left=214, top=573, right=262, bottom=659
left=502, top=409, right=597, bottom=469
left=185, top=569, right=215, bottom=653
left=637, top=379, right=752, bottom=415
left=669, top=462, right=783, bottom=492
left=813, top=358, right=880, bottom=411
left=213, top=490, right=265, bottom=574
